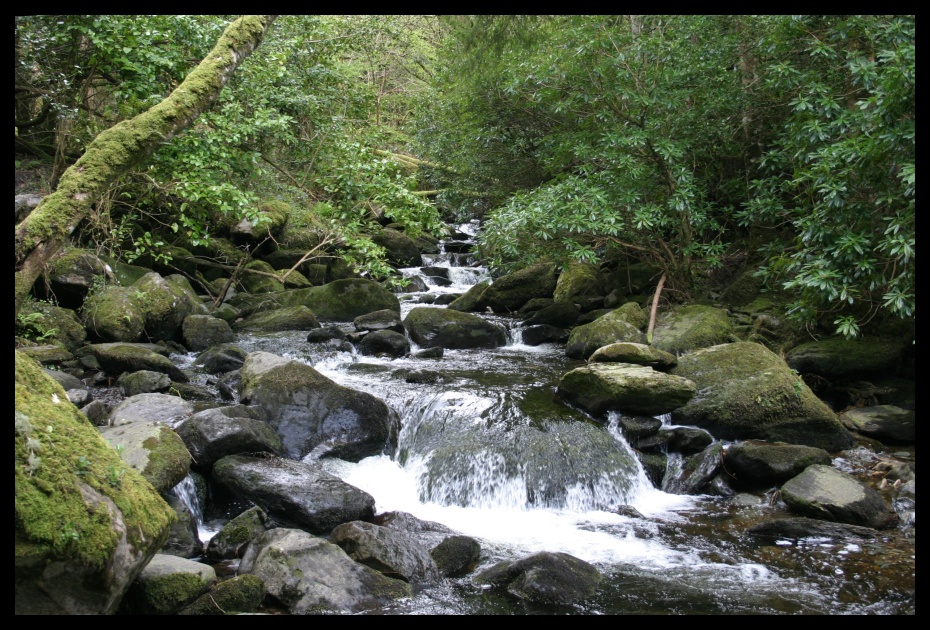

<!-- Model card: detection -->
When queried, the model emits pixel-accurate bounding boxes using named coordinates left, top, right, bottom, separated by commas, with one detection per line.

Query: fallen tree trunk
left=13, top=15, right=277, bottom=318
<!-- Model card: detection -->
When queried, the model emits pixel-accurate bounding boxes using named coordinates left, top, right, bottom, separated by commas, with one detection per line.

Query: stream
left=171, top=224, right=914, bottom=615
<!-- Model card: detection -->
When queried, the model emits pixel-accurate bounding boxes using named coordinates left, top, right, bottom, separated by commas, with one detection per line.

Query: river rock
left=779, top=464, right=900, bottom=529
left=565, top=304, right=647, bottom=359
left=211, top=454, right=376, bottom=534
left=239, top=527, right=410, bottom=614
left=670, top=342, right=854, bottom=452
left=175, top=405, right=282, bottom=472
left=557, top=362, right=696, bottom=417
left=239, top=351, right=398, bottom=461
left=330, top=520, right=441, bottom=585
left=119, top=554, right=216, bottom=615
left=721, top=441, right=832, bottom=489
left=404, top=306, right=506, bottom=349
left=475, top=551, right=602, bottom=605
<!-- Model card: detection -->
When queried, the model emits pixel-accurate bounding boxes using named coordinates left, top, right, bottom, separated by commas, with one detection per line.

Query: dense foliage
left=14, top=15, right=915, bottom=336
left=414, top=15, right=915, bottom=336
left=15, top=15, right=442, bottom=281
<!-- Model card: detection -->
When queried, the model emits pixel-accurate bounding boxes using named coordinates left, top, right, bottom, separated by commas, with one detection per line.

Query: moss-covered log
left=13, top=15, right=277, bottom=318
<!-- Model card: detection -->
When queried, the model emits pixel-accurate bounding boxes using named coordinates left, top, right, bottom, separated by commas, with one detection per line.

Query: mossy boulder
left=670, top=342, right=854, bottom=452
left=565, top=304, right=647, bottom=360
left=119, top=554, right=216, bottom=615
left=17, top=301, right=86, bottom=351
left=90, top=343, right=189, bottom=383
left=179, top=574, right=266, bottom=615
left=134, top=272, right=208, bottom=343
left=240, top=260, right=285, bottom=294
left=276, top=201, right=330, bottom=250
left=38, top=247, right=112, bottom=309
left=81, top=285, right=146, bottom=343
left=553, top=262, right=602, bottom=304
left=15, top=351, right=175, bottom=614
left=98, top=422, right=193, bottom=494
left=588, top=342, right=677, bottom=370
left=477, top=262, right=559, bottom=313
left=281, top=278, right=400, bottom=322
left=372, top=227, right=423, bottom=268
left=231, top=199, right=289, bottom=242
left=430, top=535, right=482, bottom=578
left=181, top=314, right=235, bottom=352
left=233, top=305, right=321, bottom=333
left=404, top=306, right=507, bottom=350
left=785, top=337, right=907, bottom=380
left=446, top=279, right=490, bottom=312
left=557, top=363, right=696, bottom=417
left=652, top=304, right=734, bottom=355
left=205, top=506, right=272, bottom=560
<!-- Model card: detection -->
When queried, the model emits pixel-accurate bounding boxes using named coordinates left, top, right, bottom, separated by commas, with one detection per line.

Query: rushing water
left=182, top=225, right=914, bottom=615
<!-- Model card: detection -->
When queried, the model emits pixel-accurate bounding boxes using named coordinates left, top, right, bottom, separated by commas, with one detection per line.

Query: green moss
left=15, top=351, right=175, bottom=571
left=141, top=428, right=193, bottom=492
left=142, top=572, right=209, bottom=614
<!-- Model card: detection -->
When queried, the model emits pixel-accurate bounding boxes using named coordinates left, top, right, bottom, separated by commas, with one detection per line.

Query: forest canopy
left=14, top=15, right=914, bottom=338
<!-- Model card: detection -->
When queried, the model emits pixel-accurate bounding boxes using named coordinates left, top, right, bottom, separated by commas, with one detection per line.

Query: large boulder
left=15, top=352, right=175, bottom=614
left=651, top=304, right=734, bottom=355
left=239, top=527, right=410, bottom=614
left=181, top=314, right=234, bottom=352
left=372, top=227, right=423, bottom=268
left=329, top=520, right=441, bottom=585
left=780, top=465, right=900, bottom=529
left=557, top=363, right=696, bottom=417
left=588, top=342, right=677, bottom=370
left=403, top=306, right=507, bottom=350
left=357, top=329, right=410, bottom=358
left=553, top=262, right=602, bottom=304
left=838, top=405, right=915, bottom=445
left=239, top=351, right=398, bottom=461
left=476, top=262, right=559, bottom=313
left=81, top=286, right=146, bottom=343
left=474, top=551, right=602, bottom=605
left=211, top=455, right=376, bottom=534
left=232, top=305, right=321, bottom=332
left=133, top=272, right=208, bottom=343
left=670, top=342, right=854, bottom=452
left=175, top=405, right=283, bottom=473
left=178, top=574, right=266, bottom=615
left=240, top=260, right=285, bottom=294
left=565, top=304, right=647, bottom=359
left=445, top=279, right=490, bottom=312
left=205, top=506, right=272, bottom=561
left=38, top=247, right=112, bottom=309
left=90, top=343, right=189, bottom=383
left=281, top=278, right=400, bottom=322
left=721, top=441, right=832, bottom=489
left=106, top=393, right=195, bottom=428
left=193, top=343, right=248, bottom=374
left=98, top=421, right=192, bottom=494
left=16, top=301, right=86, bottom=351
left=118, top=554, right=216, bottom=615
left=523, top=301, right=581, bottom=328
left=785, top=338, right=907, bottom=380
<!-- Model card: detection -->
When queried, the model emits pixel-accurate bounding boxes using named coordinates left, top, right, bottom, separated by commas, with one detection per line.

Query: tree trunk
left=13, top=15, right=277, bottom=318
